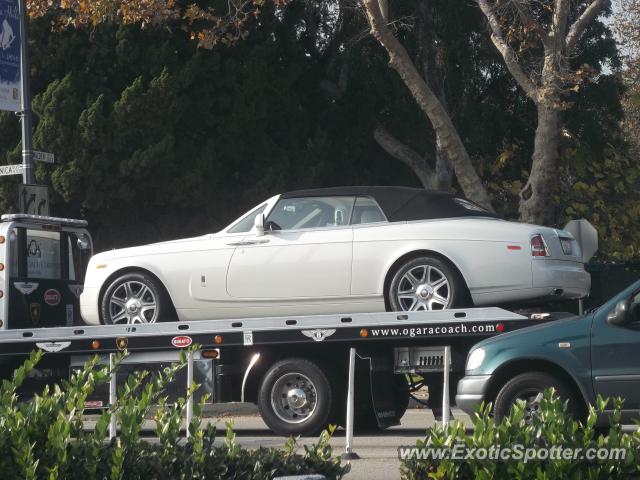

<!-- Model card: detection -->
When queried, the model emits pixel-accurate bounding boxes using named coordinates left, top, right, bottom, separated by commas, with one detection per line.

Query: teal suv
left=456, top=280, right=640, bottom=422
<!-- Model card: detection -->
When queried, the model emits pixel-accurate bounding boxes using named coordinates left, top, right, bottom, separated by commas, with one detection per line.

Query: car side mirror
left=77, top=234, right=91, bottom=251
left=607, top=299, right=633, bottom=326
left=254, top=213, right=266, bottom=236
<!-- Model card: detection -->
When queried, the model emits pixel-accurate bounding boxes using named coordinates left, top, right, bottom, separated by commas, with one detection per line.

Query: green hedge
left=401, top=391, right=640, bottom=479
left=0, top=350, right=349, bottom=480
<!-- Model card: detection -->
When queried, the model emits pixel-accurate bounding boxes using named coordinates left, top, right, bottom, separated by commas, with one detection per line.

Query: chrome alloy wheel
left=270, top=372, right=318, bottom=424
left=108, top=281, right=158, bottom=324
left=396, top=265, right=451, bottom=311
left=519, top=391, right=544, bottom=424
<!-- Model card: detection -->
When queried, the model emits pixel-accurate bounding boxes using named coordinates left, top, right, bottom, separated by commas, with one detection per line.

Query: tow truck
left=0, top=214, right=559, bottom=436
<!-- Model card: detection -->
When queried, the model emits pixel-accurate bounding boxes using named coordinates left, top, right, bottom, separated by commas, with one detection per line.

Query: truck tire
left=101, top=272, right=167, bottom=325
left=493, top=372, right=578, bottom=423
left=388, top=255, right=469, bottom=311
left=258, top=358, right=332, bottom=436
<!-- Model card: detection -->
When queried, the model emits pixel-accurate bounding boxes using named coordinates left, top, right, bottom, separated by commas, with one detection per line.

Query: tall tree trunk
left=519, top=105, right=561, bottom=225
left=435, top=136, right=454, bottom=191
left=363, top=0, right=493, bottom=211
left=477, top=0, right=608, bottom=225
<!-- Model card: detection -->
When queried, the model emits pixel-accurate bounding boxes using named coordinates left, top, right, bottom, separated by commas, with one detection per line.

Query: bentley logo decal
left=14, top=282, right=39, bottom=295
left=301, top=329, right=336, bottom=342
left=116, top=337, right=128, bottom=350
left=36, top=341, right=71, bottom=353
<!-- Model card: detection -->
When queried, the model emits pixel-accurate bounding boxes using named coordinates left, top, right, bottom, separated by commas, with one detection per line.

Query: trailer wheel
left=101, top=272, right=166, bottom=325
left=258, top=358, right=332, bottom=436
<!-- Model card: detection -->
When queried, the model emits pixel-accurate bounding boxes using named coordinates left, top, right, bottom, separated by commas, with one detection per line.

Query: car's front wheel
left=101, top=272, right=166, bottom=325
left=388, top=255, right=468, bottom=311
left=493, top=372, right=579, bottom=423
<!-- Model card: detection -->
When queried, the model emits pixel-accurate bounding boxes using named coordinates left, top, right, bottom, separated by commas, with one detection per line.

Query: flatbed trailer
left=0, top=306, right=556, bottom=435
left=0, top=214, right=558, bottom=436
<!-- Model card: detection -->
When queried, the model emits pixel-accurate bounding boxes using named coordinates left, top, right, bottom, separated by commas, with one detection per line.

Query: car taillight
left=531, top=234, right=549, bottom=257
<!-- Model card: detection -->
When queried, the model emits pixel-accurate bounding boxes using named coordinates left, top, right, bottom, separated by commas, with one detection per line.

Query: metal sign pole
left=186, top=350, right=194, bottom=437
left=342, top=347, right=360, bottom=460
left=442, top=346, right=451, bottom=427
left=17, top=0, right=34, bottom=185
left=109, top=353, right=117, bottom=440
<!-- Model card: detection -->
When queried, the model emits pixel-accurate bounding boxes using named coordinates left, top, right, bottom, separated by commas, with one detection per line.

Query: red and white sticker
left=44, top=289, right=61, bottom=306
left=171, top=335, right=192, bottom=348
left=84, top=400, right=104, bottom=408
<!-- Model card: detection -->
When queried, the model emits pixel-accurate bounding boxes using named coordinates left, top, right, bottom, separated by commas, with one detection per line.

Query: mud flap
left=357, top=352, right=402, bottom=428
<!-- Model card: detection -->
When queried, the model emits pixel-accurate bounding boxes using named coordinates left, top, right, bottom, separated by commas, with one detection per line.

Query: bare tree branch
left=373, top=125, right=436, bottom=188
left=552, top=0, right=571, bottom=48
left=477, top=0, right=540, bottom=102
left=566, top=0, right=608, bottom=52
left=363, top=0, right=495, bottom=210
left=377, top=0, right=389, bottom=23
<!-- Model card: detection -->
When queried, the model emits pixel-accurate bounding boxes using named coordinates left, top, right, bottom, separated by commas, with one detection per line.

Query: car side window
left=350, top=196, right=387, bottom=225
left=228, top=204, right=267, bottom=233
left=266, top=196, right=355, bottom=231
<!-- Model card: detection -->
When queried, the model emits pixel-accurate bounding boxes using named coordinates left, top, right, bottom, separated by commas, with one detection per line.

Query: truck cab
left=456, top=279, right=640, bottom=423
left=0, top=214, right=93, bottom=330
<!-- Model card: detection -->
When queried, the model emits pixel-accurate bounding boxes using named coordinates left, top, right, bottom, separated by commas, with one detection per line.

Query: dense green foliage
left=0, top=350, right=349, bottom=480
left=401, top=391, right=639, bottom=479
left=0, top=2, right=637, bottom=259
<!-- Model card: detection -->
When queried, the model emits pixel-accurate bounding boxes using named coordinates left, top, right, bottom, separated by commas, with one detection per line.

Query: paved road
left=203, top=407, right=473, bottom=480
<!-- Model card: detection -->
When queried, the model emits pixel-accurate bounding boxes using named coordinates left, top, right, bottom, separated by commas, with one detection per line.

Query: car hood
left=91, top=234, right=214, bottom=262
left=475, top=312, right=590, bottom=350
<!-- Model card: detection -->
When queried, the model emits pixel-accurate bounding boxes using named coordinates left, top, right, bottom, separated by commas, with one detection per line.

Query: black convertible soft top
left=281, top=186, right=499, bottom=222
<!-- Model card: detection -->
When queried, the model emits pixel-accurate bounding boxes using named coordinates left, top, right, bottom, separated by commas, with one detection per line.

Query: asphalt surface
left=211, top=407, right=473, bottom=480
left=84, top=405, right=472, bottom=479
left=84, top=404, right=640, bottom=479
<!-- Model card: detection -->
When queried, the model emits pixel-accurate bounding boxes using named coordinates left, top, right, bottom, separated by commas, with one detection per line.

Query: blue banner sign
left=0, top=0, right=20, bottom=112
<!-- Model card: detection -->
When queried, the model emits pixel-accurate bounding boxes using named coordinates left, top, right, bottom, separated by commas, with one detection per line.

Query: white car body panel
left=80, top=190, right=591, bottom=325
left=227, top=226, right=353, bottom=299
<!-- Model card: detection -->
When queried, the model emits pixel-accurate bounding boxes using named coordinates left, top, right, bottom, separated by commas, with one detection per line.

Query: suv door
left=591, top=287, right=640, bottom=413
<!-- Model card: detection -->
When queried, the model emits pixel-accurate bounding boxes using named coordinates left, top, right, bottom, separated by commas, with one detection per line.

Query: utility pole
left=17, top=0, right=34, bottom=185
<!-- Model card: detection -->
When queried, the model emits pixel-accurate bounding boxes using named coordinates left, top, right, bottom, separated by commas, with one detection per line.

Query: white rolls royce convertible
left=80, top=187, right=590, bottom=325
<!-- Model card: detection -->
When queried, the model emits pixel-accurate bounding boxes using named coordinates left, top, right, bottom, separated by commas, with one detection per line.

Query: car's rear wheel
left=493, top=372, right=578, bottom=423
left=101, top=272, right=166, bottom=325
left=388, top=255, right=468, bottom=311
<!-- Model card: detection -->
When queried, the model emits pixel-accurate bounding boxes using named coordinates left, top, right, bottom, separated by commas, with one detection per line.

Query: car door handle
left=226, top=239, right=270, bottom=246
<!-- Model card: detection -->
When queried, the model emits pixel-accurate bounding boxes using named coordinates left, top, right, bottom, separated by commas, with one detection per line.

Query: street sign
left=0, top=0, right=21, bottom=112
left=19, top=184, right=49, bottom=216
left=564, top=219, right=598, bottom=263
left=0, top=163, right=22, bottom=176
left=33, top=150, right=54, bottom=163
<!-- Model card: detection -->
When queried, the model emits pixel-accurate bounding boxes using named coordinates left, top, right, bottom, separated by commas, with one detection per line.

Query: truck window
left=10, top=229, right=62, bottom=279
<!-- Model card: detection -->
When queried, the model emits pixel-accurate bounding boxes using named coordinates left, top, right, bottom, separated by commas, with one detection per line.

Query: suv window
left=351, top=196, right=387, bottom=225
left=267, top=196, right=355, bottom=230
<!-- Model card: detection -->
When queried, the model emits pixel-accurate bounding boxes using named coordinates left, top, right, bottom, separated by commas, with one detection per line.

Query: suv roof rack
left=1, top=214, right=88, bottom=228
